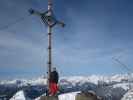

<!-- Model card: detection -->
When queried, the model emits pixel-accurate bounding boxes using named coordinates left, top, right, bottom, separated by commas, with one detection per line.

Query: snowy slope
left=10, top=90, right=28, bottom=100
left=34, top=92, right=80, bottom=100
left=58, top=91, right=80, bottom=100
left=35, top=92, right=81, bottom=100
left=113, top=83, right=130, bottom=90
left=121, top=89, right=133, bottom=100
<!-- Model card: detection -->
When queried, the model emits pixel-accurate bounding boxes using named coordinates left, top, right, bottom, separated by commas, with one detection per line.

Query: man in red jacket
left=49, top=67, right=59, bottom=96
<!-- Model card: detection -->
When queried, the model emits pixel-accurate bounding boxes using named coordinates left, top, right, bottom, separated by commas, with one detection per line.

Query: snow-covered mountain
left=1, top=74, right=133, bottom=100
left=121, top=89, right=133, bottom=100
left=1, top=74, right=132, bottom=87
left=10, top=90, right=29, bottom=100
left=0, top=77, right=47, bottom=87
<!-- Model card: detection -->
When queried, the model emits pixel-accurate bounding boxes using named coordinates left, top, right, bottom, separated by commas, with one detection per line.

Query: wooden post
left=47, top=0, right=53, bottom=93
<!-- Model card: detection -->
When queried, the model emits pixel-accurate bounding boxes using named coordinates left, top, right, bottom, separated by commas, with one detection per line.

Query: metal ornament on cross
left=29, top=0, right=65, bottom=94
left=29, top=2, right=65, bottom=28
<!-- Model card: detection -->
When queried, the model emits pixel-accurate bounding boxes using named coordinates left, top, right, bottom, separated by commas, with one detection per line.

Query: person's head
left=52, top=67, right=56, bottom=71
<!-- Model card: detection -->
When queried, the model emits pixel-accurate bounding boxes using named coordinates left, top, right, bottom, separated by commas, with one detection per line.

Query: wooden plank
left=39, top=96, right=58, bottom=100
left=75, top=93, right=98, bottom=100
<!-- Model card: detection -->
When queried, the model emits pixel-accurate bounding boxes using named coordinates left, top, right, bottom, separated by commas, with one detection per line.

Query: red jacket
left=49, top=82, right=58, bottom=95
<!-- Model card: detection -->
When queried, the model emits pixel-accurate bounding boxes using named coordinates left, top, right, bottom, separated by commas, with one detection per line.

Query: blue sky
left=0, top=0, right=133, bottom=79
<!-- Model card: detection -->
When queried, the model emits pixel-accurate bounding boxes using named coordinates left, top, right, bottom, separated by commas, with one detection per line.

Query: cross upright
left=29, top=0, right=65, bottom=94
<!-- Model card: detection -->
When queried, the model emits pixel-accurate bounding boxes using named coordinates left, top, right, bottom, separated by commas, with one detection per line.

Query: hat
left=52, top=67, right=56, bottom=71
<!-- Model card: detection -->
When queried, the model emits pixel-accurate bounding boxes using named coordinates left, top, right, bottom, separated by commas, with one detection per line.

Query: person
left=49, top=67, right=59, bottom=96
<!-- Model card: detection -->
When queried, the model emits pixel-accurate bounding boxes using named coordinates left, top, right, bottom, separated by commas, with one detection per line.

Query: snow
left=60, top=76, right=90, bottom=86
left=0, top=74, right=131, bottom=87
left=10, top=90, right=27, bottom=100
left=34, top=92, right=80, bottom=100
left=34, top=94, right=46, bottom=100
left=0, top=78, right=47, bottom=86
left=28, top=78, right=47, bottom=86
left=35, top=91, right=98, bottom=100
left=58, top=91, right=80, bottom=100
left=2, top=74, right=133, bottom=100
left=121, top=89, right=133, bottom=100
left=60, top=74, right=130, bottom=86
left=113, top=83, right=130, bottom=90
left=111, top=74, right=129, bottom=82
left=34, top=96, right=40, bottom=100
